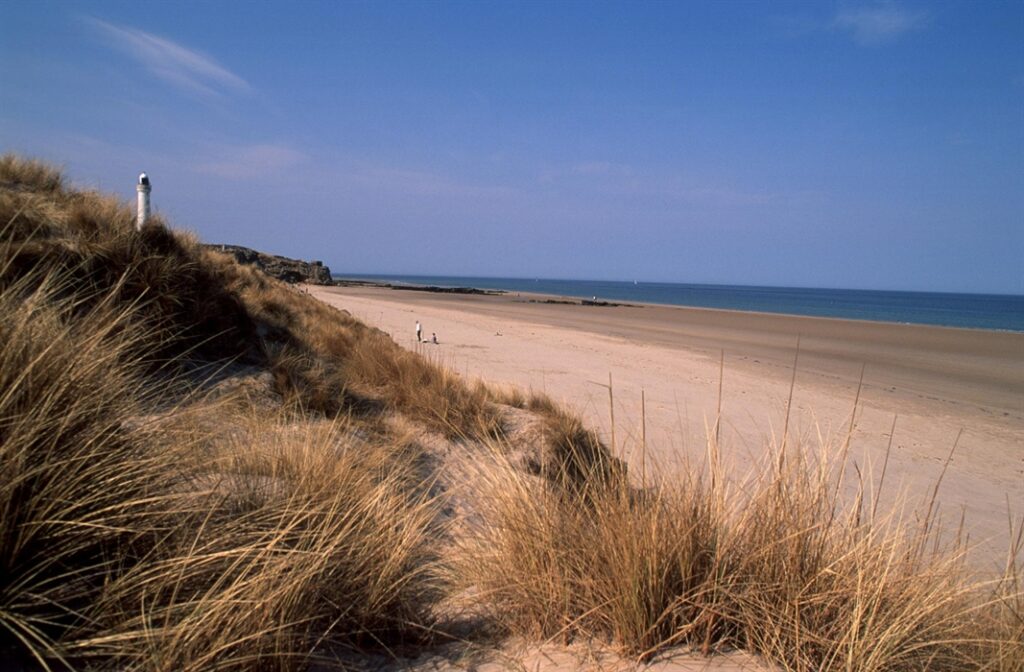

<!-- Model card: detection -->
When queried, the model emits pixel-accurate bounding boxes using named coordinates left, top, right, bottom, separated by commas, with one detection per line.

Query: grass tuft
left=454, top=436, right=1024, bottom=670
left=71, top=415, right=440, bottom=670
left=0, top=271, right=184, bottom=668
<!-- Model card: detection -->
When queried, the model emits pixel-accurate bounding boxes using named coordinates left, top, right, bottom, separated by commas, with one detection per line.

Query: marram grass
left=450, top=430, right=1023, bottom=671
left=2, top=154, right=1020, bottom=670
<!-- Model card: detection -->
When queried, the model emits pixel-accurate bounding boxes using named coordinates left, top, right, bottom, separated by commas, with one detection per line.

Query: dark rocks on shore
left=581, top=298, right=632, bottom=307
left=333, top=279, right=504, bottom=295
left=527, top=298, right=637, bottom=308
left=207, top=244, right=333, bottom=285
left=384, top=284, right=504, bottom=296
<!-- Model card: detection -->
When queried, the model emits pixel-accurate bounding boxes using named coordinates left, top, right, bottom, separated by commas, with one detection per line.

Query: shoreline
left=329, top=279, right=1024, bottom=414
left=310, top=283, right=1023, bottom=570
left=332, top=276, right=1024, bottom=335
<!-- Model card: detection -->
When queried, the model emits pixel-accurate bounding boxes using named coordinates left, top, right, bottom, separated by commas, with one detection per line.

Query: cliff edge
left=207, top=243, right=333, bottom=284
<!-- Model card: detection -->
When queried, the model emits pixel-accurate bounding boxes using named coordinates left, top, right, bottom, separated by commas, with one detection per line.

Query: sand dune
left=311, top=284, right=1023, bottom=572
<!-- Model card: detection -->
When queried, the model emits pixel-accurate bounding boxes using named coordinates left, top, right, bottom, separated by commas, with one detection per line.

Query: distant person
left=415, top=321, right=422, bottom=342
left=431, top=332, right=438, bottom=344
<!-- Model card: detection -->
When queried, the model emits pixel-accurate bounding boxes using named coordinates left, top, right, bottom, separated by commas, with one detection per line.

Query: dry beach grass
left=1, top=155, right=1021, bottom=670
left=452, top=428, right=1023, bottom=670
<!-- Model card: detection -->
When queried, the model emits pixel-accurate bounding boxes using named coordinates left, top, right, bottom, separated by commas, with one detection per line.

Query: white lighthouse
left=136, top=172, right=151, bottom=229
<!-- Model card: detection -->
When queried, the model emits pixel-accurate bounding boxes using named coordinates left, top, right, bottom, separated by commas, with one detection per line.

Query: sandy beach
left=311, top=284, right=1023, bottom=571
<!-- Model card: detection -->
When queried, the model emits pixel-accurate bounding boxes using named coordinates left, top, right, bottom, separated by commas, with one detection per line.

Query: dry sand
left=309, top=284, right=1023, bottom=573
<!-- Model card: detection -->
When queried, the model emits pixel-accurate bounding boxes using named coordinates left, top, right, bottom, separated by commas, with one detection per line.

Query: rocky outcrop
left=334, top=279, right=504, bottom=296
left=207, top=244, right=333, bottom=285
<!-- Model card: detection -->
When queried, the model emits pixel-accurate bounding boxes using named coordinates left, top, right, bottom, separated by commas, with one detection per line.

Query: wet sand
left=310, top=284, right=1023, bottom=571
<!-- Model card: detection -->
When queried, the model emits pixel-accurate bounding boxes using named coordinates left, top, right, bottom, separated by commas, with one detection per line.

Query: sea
left=336, top=275, right=1024, bottom=333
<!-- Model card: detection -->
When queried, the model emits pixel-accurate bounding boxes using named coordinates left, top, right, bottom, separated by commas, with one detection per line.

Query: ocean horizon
left=335, top=274, right=1024, bottom=333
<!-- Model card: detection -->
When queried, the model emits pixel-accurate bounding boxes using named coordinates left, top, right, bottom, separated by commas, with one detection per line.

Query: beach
left=310, top=283, right=1023, bottom=571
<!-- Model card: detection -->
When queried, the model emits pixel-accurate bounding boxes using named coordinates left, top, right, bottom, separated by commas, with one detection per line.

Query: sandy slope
left=331, top=640, right=769, bottom=671
left=310, top=284, right=1022, bottom=574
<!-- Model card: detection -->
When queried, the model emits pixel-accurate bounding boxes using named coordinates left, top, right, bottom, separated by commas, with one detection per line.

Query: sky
left=1, top=1, right=1022, bottom=294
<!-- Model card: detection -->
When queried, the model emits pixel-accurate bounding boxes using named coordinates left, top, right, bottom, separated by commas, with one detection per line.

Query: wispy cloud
left=538, top=161, right=781, bottom=208
left=85, top=17, right=250, bottom=99
left=538, top=160, right=635, bottom=185
left=834, top=4, right=927, bottom=46
left=569, top=161, right=634, bottom=177
left=349, top=167, right=517, bottom=200
left=196, top=144, right=306, bottom=179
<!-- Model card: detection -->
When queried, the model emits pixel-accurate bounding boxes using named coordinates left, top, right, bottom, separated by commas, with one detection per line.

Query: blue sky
left=1, top=1, right=1021, bottom=293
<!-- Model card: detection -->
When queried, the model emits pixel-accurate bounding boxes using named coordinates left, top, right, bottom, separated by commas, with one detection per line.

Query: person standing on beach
left=415, top=321, right=422, bottom=342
